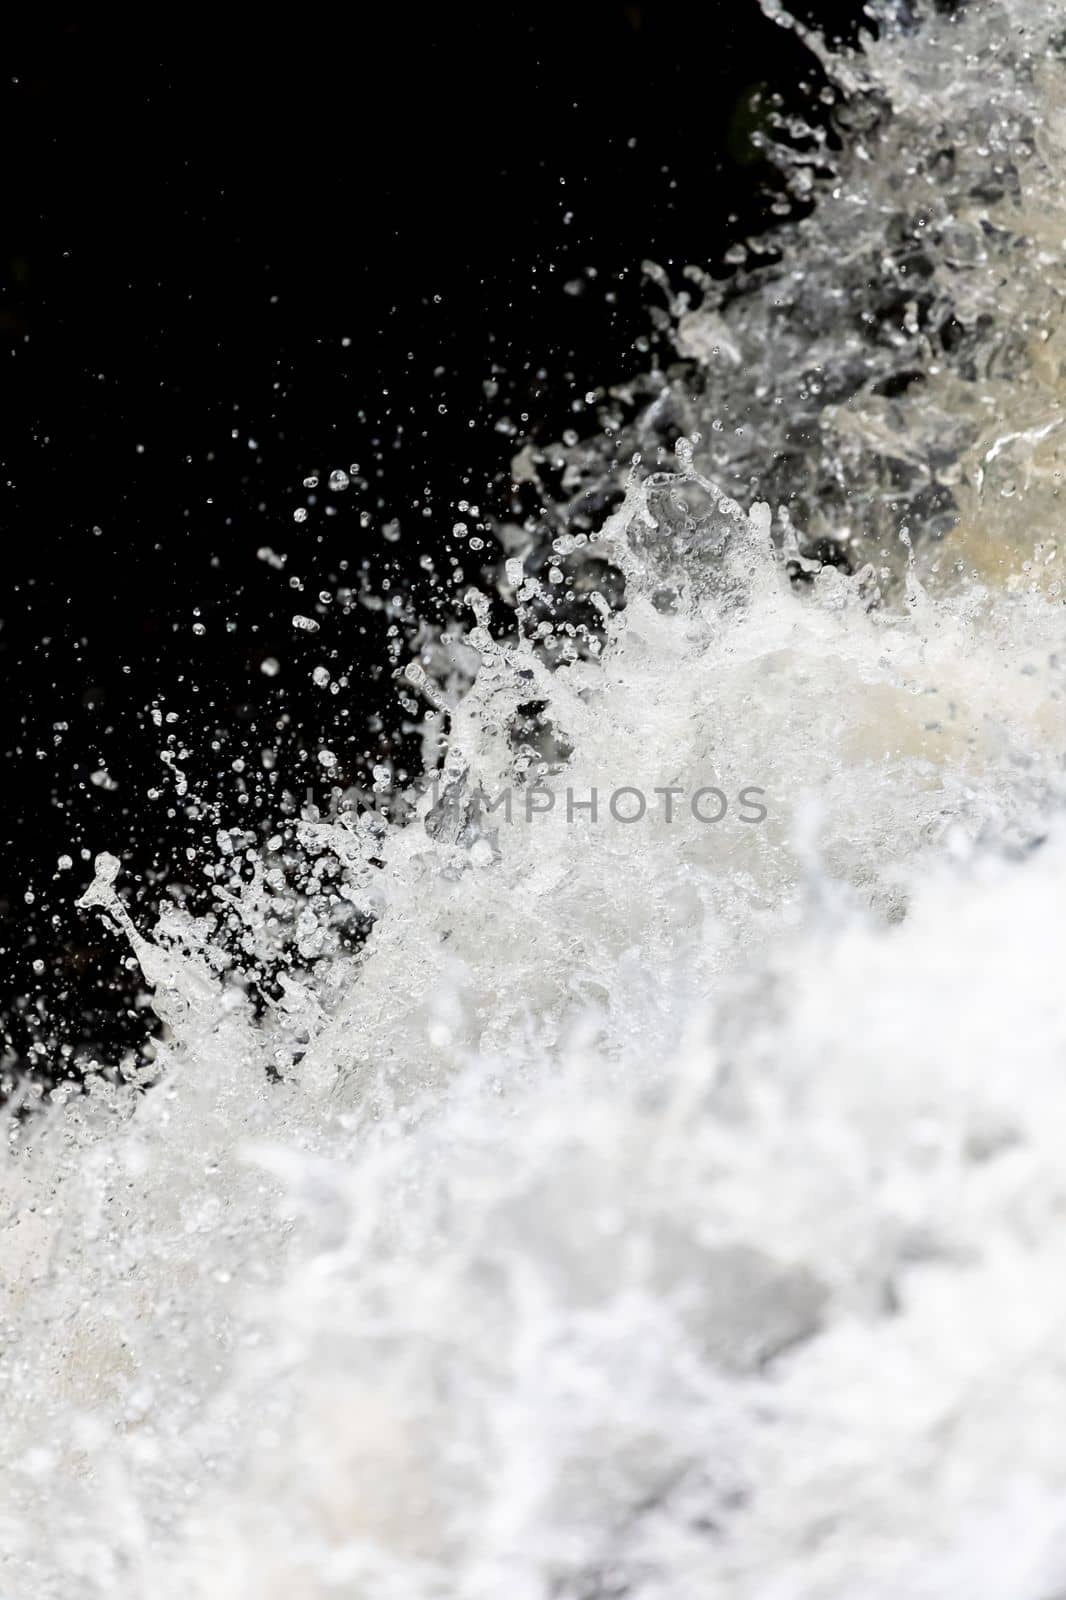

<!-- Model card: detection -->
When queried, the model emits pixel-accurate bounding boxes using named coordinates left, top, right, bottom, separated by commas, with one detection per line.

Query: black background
left=1, top=2, right=864, bottom=1072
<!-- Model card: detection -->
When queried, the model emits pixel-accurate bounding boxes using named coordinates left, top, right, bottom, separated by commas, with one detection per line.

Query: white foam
left=6, top=3, right=1066, bottom=1594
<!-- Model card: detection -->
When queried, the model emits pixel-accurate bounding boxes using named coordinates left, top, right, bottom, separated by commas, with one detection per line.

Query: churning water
left=5, top=3, right=1066, bottom=1594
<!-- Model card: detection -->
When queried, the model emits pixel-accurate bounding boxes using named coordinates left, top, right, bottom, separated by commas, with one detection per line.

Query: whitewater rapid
left=4, top=2, right=1066, bottom=1596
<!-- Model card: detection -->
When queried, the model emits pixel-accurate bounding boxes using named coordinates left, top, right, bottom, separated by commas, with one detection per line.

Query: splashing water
left=5, top=4, right=1066, bottom=1595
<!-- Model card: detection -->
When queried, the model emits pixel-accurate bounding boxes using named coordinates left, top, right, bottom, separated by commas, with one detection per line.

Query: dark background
left=0, top=2, right=865, bottom=1075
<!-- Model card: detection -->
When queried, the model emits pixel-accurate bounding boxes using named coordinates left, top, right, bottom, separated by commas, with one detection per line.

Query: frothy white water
left=5, top=4, right=1066, bottom=1596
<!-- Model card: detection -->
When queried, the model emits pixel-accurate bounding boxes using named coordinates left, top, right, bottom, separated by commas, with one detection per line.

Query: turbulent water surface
left=5, top=3, right=1066, bottom=1595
